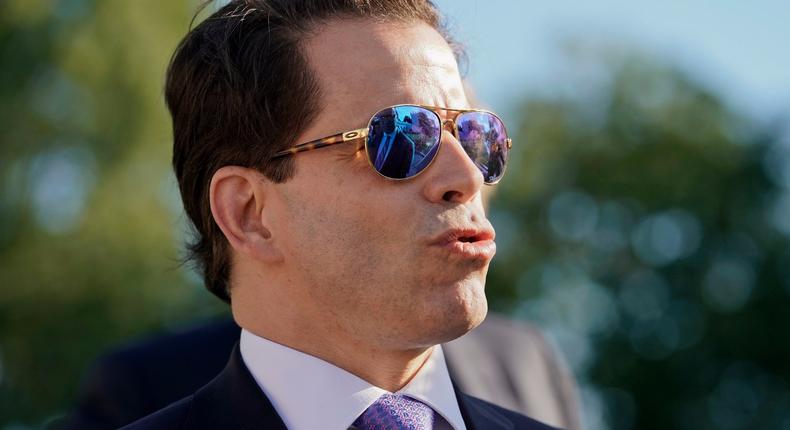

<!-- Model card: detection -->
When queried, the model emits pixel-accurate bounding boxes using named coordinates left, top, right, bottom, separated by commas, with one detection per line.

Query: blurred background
left=1, top=0, right=788, bottom=429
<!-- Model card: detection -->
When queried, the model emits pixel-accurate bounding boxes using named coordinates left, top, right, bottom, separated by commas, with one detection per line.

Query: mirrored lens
left=456, top=111, right=509, bottom=183
left=367, top=106, right=442, bottom=179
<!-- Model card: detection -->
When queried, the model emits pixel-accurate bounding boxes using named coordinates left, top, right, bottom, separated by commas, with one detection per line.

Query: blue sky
left=435, top=0, right=790, bottom=125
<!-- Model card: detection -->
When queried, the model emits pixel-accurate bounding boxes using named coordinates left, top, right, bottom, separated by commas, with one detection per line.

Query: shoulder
left=473, top=313, right=550, bottom=344
left=445, top=313, right=581, bottom=429
left=114, top=318, right=239, bottom=361
left=397, top=132, right=416, bottom=146
left=58, top=318, right=239, bottom=430
left=445, top=313, right=565, bottom=379
left=450, top=312, right=570, bottom=380
left=461, top=394, right=564, bottom=430
left=120, top=396, right=193, bottom=430
left=89, top=318, right=238, bottom=378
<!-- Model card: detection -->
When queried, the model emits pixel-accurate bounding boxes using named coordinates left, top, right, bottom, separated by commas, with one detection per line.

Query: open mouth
left=432, top=228, right=497, bottom=259
left=448, top=229, right=494, bottom=244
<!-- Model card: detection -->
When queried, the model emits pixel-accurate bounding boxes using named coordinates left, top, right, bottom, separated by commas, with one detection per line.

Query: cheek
left=281, top=177, right=417, bottom=289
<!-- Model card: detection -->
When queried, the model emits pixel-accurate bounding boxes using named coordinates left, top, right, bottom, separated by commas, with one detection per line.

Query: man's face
left=379, top=108, right=396, bottom=134
left=268, top=19, right=494, bottom=349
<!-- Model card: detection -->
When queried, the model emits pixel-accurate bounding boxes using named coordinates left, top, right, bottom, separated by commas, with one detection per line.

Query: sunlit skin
left=210, top=18, right=495, bottom=392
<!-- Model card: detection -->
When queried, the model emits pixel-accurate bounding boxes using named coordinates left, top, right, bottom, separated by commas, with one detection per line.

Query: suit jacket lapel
left=454, top=381, right=515, bottom=430
left=183, top=343, right=288, bottom=430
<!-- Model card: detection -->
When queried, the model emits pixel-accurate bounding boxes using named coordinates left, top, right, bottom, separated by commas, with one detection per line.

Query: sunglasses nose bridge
left=441, top=118, right=458, bottom=138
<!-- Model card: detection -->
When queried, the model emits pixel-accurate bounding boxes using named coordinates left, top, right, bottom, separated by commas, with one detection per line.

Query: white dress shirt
left=240, top=329, right=467, bottom=430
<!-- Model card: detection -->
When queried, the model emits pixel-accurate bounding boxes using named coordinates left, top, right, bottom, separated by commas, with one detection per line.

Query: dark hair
left=166, top=0, right=463, bottom=303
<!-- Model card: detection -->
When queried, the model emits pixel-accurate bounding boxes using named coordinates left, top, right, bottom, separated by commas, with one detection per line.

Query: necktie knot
left=353, top=393, right=436, bottom=430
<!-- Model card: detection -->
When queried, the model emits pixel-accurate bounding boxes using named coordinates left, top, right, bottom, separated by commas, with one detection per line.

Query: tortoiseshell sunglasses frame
left=270, top=104, right=513, bottom=185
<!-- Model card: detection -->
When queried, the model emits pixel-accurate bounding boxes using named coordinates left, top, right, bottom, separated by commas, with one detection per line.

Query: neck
left=231, top=276, right=434, bottom=392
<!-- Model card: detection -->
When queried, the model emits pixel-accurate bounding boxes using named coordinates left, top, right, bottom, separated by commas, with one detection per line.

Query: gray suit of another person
left=445, top=314, right=581, bottom=429
left=58, top=313, right=581, bottom=430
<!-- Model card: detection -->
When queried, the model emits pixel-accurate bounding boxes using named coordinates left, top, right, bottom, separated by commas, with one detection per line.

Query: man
left=485, top=142, right=505, bottom=183
left=125, top=0, right=564, bottom=428
left=369, top=107, right=416, bottom=178
left=58, top=314, right=581, bottom=429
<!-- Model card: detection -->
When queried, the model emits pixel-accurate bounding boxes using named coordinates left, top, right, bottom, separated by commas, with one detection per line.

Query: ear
left=209, top=166, right=283, bottom=264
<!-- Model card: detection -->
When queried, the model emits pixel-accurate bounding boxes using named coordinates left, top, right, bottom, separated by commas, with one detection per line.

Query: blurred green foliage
left=490, top=53, right=790, bottom=429
left=0, top=1, right=226, bottom=427
left=1, top=1, right=788, bottom=430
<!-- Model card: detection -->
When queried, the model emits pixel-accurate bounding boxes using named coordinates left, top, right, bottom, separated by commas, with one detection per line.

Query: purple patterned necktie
left=352, top=393, right=437, bottom=430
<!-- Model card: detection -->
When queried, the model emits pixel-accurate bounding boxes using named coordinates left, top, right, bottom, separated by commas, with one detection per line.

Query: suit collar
left=454, top=381, right=515, bottom=430
left=184, top=343, right=513, bottom=430
left=184, top=343, right=287, bottom=429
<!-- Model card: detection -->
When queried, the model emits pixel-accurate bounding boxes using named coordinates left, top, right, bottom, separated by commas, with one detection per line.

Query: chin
left=414, top=277, right=489, bottom=346
left=451, top=280, right=488, bottom=334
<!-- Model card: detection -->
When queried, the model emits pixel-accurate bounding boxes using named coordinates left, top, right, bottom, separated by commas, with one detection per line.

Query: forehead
left=302, top=18, right=467, bottom=119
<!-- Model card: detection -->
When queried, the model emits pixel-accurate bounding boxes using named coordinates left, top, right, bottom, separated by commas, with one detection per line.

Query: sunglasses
left=271, top=104, right=512, bottom=184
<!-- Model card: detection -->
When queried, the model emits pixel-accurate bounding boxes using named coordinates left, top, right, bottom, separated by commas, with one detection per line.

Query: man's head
left=378, top=108, right=397, bottom=134
left=167, top=0, right=498, bottom=350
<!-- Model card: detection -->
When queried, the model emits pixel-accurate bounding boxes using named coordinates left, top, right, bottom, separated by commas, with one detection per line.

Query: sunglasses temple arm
left=271, top=127, right=369, bottom=158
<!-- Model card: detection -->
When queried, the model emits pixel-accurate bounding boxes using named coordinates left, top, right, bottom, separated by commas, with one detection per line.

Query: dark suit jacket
left=485, top=147, right=505, bottom=182
left=120, top=343, right=560, bottom=430
left=375, top=131, right=415, bottom=178
left=56, top=315, right=580, bottom=429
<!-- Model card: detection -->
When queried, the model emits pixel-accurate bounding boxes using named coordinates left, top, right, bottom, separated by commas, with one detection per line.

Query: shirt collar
left=240, top=328, right=467, bottom=430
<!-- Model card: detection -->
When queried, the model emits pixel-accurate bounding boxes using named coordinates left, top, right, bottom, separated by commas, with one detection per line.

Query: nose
left=420, top=126, right=484, bottom=204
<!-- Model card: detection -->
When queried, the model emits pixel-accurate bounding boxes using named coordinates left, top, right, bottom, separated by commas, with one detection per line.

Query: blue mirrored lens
left=367, top=106, right=441, bottom=179
left=456, top=112, right=508, bottom=183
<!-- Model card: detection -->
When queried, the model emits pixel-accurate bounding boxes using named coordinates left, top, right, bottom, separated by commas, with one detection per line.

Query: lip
left=429, top=228, right=497, bottom=260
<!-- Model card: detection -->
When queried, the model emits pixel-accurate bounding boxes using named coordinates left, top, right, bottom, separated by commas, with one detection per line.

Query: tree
left=489, top=53, right=790, bottom=429
left=0, top=2, right=224, bottom=427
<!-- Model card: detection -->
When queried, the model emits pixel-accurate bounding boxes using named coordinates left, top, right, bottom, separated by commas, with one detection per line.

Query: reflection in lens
left=366, top=106, right=441, bottom=179
left=457, top=112, right=508, bottom=183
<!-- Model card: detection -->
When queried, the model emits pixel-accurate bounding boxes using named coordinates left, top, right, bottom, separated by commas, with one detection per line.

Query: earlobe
left=209, top=166, right=283, bottom=264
